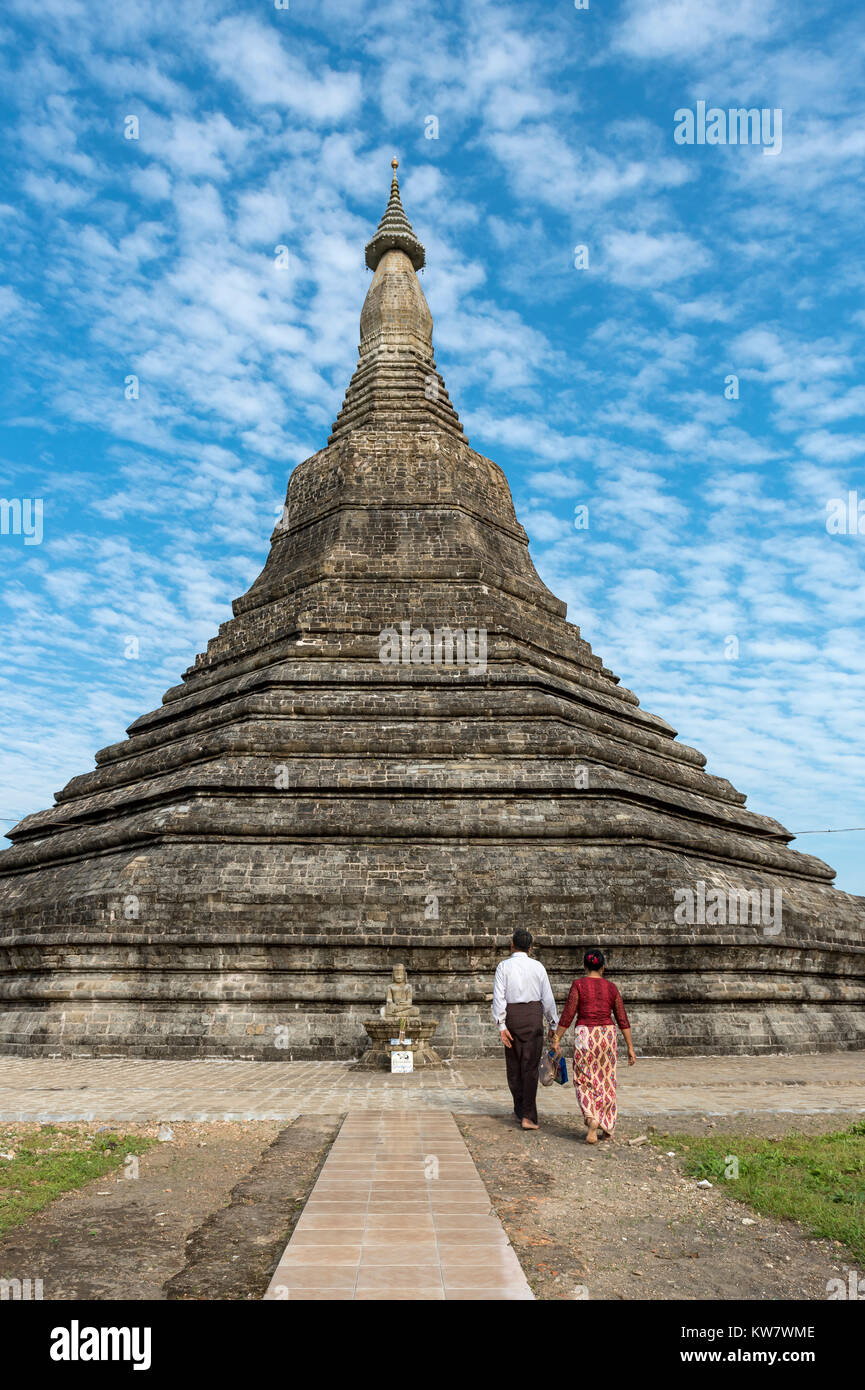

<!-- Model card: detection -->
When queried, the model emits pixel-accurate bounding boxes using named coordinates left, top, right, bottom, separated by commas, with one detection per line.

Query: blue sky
left=1, top=0, right=864, bottom=891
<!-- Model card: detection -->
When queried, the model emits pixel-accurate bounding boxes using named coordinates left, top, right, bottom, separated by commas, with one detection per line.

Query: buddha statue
left=382, top=963, right=420, bottom=1021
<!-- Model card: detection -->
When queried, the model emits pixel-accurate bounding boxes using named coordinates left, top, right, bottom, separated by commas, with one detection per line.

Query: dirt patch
left=165, top=1114, right=341, bottom=1300
left=456, top=1109, right=858, bottom=1301
left=0, top=1120, right=281, bottom=1300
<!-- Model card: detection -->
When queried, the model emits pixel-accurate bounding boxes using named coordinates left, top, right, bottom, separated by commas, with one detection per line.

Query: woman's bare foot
left=585, top=1120, right=600, bottom=1144
left=521, top=1118, right=539, bottom=1130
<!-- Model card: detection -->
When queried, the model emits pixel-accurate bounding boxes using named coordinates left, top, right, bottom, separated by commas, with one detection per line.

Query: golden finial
left=391, top=157, right=399, bottom=172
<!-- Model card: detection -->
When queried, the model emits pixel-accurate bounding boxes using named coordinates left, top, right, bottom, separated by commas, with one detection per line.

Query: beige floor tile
left=436, top=1233, right=510, bottom=1248
left=360, top=1213, right=437, bottom=1229
left=291, top=1230, right=370, bottom=1247
left=442, top=1267, right=530, bottom=1290
left=294, top=1215, right=366, bottom=1231
left=428, top=1202, right=492, bottom=1213
left=355, top=1268, right=444, bottom=1293
left=354, top=1290, right=445, bottom=1301
left=439, top=1248, right=523, bottom=1271
left=446, top=1288, right=534, bottom=1301
left=433, top=1212, right=503, bottom=1224
left=302, top=1207, right=369, bottom=1218
left=284, top=1290, right=356, bottom=1301
left=361, top=1232, right=438, bottom=1248
left=277, top=1246, right=362, bottom=1265
left=360, top=1255, right=441, bottom=1273
left=427, top=1181, right=488, bottom=1191
left=270, top=1267, right=358, bottom=1290
left=366, top=1198, right=432, bottom=1209
left=313, top=1179, right=373, bottom=1189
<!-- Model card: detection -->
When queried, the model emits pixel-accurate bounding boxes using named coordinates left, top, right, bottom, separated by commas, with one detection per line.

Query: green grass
left=652, top=1121, right=865, bottom=1264
left=0, top=1126, right=156, bottom=1237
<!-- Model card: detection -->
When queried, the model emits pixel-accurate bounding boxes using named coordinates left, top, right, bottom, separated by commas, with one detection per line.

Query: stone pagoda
left=1, top=161, right=863, bottom=1058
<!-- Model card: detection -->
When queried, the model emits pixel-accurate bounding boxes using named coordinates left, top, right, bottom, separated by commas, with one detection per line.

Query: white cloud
left=603, top=229, right=711, bottom=288
left=206, top=16, right=362, bottom=122
left=614, top=0, right=779, bottom=61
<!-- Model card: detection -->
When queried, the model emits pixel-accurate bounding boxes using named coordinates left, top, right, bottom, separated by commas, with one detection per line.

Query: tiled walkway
left=1, top=1054, right=863, bottom=1120
left=263, top=1110, right=532, bottom=1300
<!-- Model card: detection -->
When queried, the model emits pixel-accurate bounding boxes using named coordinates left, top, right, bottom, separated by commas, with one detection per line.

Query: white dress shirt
left=492, top=951, right=559, bottom=1031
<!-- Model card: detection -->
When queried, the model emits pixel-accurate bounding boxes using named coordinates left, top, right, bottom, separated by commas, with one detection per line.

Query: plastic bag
left=538, top=1049, right=556, bottom=1086
left=553, top=1052, right=568, bottom=1085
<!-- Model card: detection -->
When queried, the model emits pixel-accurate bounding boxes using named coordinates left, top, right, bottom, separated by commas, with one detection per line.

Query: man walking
left=492, top=928, right=559, bottom=1131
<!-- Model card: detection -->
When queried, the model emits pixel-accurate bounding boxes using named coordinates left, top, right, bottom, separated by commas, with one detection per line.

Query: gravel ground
left=0, top=1118, right=333, bottom=1300
left=456, top=1108, right=858, bottom=1301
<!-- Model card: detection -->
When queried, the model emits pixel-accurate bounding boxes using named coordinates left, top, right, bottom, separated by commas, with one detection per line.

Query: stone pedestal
left=355, top=1018, right=442, bottom=1069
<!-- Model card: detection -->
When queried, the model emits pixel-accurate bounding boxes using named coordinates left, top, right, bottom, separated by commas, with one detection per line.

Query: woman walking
left=551, top=950, right=636, bottom=1143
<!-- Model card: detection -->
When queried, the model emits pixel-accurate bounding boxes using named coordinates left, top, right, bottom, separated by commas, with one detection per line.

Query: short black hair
left=512, top=928, right=533, bottom=952
left=584, top=948, right=605, bottom=970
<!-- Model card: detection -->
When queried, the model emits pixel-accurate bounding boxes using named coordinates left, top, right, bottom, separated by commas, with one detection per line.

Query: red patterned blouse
left=557, top=975, right=630, bottom=1033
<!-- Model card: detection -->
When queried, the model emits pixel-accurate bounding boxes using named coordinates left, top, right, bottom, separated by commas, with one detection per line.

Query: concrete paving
left=1, top=1052, right=863, bottom=1121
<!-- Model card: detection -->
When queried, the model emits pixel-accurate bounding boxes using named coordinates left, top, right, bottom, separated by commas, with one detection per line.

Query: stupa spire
left=364, top=156, right=426, bottom=272
left=328, top=156, right=462, bottom=441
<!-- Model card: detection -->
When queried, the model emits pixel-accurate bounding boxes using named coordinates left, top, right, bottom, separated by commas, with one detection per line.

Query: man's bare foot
left=521, top=1118, right=539, bottom=1130
left=586, top=1120, right=600, bottom=1144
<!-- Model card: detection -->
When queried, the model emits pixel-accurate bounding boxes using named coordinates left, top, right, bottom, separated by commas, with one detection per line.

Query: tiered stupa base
left=1, top=162, right=863, bottom=1058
